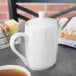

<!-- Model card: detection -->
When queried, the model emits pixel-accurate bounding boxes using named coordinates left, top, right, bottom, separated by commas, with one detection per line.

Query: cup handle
left=10, top=33, right=28, bottom=66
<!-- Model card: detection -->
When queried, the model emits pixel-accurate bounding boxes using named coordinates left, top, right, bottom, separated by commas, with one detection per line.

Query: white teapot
left=10, top=11, right=68, bottom=71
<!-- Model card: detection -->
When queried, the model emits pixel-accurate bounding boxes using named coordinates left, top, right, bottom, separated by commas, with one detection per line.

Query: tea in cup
left=0, top=65, right=31, bottom=76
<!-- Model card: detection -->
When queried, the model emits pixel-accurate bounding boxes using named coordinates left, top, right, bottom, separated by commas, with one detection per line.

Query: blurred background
left=0, top=0, right=76, bottom=24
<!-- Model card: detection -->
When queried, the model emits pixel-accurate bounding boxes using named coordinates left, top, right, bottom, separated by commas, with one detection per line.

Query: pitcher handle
left=10, top=33, right=28, bottom=66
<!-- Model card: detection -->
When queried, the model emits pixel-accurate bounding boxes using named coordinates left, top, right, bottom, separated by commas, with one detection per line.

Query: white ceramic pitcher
left=10, top=11, right=68, bottom=71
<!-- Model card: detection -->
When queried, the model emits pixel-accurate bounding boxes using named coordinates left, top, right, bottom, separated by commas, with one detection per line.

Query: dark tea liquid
left=0, top=69, right=27, bottom=76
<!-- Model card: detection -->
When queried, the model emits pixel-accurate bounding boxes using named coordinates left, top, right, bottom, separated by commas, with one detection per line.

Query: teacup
left=0, top=65, right=31, bottom=76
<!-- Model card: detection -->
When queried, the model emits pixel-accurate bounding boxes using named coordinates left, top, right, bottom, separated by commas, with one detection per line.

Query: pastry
left=60, top=29, right=76, bottom=40
left=0, top=24, right=11, bottom=42
left=4, top=19, right=19, bottom=34
left=0, top=19, right=19, bottom=42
